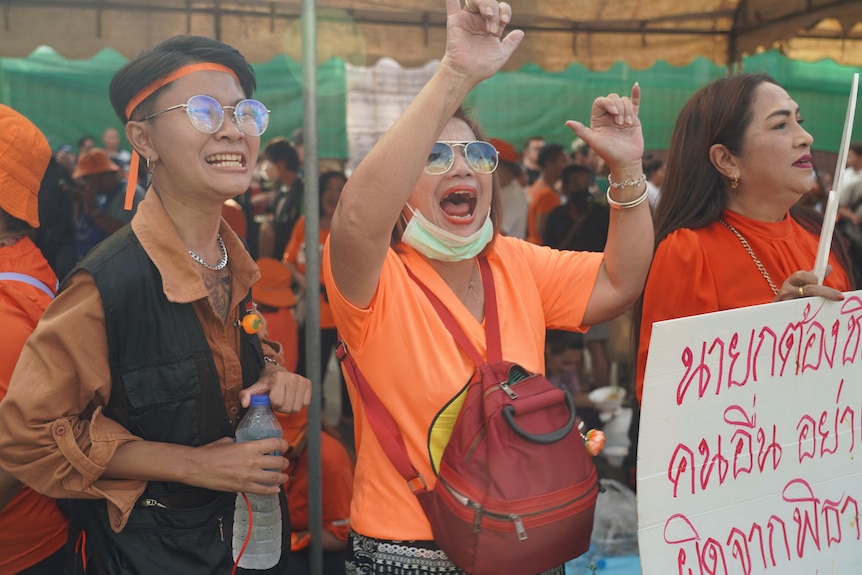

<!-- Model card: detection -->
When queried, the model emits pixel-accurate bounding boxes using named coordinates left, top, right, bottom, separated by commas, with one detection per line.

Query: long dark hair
left=653, top=74, right=775, bottom=244
left=634, top=74, right=855, bottom=366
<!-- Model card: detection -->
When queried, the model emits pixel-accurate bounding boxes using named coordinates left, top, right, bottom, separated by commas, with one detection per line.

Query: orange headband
left=124, top=62, right=241, bottom=209
left=124, top=62, right=239, bottom=120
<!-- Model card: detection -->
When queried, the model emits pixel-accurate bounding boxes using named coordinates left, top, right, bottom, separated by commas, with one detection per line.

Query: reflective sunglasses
left=142, top=94, right=270, bottom=137
left=424, top=141, right=499, bottom=175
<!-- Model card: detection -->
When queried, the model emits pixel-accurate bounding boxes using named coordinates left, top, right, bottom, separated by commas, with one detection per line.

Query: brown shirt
left=0, top=190, right=281, bottom=532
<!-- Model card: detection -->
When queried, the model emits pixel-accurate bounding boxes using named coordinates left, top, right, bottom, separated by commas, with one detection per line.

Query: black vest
left=64, top=227, right=290, bottom=575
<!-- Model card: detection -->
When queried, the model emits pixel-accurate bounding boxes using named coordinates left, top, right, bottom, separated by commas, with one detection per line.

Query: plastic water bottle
left=232, top=394, right=283, bottom=569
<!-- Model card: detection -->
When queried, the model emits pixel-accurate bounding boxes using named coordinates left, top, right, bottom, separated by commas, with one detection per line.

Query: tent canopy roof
left=3, top=0, right=862, bottom=70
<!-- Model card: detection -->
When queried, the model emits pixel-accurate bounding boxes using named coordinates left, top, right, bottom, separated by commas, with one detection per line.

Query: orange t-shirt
left=322, top=236, right=603, bottom=540
left=526, top=182, right=561, bottom=244
left=636, top=210, right=852, bottom=403
left=283, top=216, right=335, bottom=329
left=0, top=238, right=68, bottom=572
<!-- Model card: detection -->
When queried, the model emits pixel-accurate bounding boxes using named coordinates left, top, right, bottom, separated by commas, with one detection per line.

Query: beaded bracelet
left=606, top=174, right=649, bottom=210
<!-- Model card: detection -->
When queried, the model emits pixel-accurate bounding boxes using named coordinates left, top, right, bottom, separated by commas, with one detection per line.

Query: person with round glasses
left=323, top=0, right=653, bottom=573
left=0, top=34, right=311, bottom=573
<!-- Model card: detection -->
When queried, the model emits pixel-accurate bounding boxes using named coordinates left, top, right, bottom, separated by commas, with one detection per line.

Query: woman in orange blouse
left=635, top=73, right=854, bottom=403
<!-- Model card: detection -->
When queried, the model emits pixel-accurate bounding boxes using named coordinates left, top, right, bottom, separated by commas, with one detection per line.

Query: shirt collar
left=131, top=189, right=260, bottom=304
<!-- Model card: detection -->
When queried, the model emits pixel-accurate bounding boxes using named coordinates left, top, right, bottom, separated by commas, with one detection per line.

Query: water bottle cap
left=249, top=394, right=272, bottom=407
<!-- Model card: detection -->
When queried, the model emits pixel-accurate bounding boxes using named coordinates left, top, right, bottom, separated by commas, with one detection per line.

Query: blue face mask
left=401, top=205, right=494, bottom=262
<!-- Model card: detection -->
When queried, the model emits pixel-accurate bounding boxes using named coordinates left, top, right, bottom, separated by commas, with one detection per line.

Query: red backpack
left=338, top=257, right=599, bottom=575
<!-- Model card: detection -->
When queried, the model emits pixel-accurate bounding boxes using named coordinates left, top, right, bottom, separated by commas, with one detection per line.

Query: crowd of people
left=0, top=0, right=859, bottom=573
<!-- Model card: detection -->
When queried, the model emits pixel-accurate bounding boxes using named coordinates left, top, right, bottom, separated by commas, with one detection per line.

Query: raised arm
left=328, top=0, right=523, bottom=308
left=567, top=85, right=655, bottom=324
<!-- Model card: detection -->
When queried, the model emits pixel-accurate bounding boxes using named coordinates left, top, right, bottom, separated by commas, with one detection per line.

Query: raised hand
left=565, top=83, right=644, bottom=176
left=441, top=0, right=524, bottom=84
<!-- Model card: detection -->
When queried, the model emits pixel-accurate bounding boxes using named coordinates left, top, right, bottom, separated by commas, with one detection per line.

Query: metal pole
left=300, top=0, right=323, bottom=573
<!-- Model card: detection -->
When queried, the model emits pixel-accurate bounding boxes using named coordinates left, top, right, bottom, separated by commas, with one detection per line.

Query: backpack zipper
left=483, top=370, right=535, bottom=401
left=467, top=374, right=547, bottom=461
left=497, top=381, right=519, bottom=400
left=442, top=477, right=598, bottom=541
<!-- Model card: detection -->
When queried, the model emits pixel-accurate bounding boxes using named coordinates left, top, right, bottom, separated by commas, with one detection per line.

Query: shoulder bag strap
left=0, top=272, right=57, bottom=299
left=333, top=256, right=502, bottom=492
left=336, top=340, right=428, bottom=493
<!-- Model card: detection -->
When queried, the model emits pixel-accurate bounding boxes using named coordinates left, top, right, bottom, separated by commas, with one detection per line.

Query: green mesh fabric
left=1, top=47, right=860, bottom=160
left=467, top=52, right=862, bottom=155
left=0, top=47, right=348, bottom=159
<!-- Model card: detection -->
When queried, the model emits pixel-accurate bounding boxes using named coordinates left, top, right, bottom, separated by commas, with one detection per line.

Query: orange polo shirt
left=323, top=236, right=602, bottom=540
left=0, top=237, right=68, bottom=573
left=637, top=210, right=851, bottom=403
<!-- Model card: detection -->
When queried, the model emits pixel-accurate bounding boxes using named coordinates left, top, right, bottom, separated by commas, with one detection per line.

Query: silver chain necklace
left=188, top=234, right=228, bottom=271
left=717, top=218, right=778, bottom=295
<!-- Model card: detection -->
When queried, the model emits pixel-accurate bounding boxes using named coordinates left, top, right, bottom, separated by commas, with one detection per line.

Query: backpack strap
left=0, top=272, right=57, bottom=299
left=336, top=340, right=429, bottom=494
left=333, top=256, right=501, bottom=494
left=403, top=256, right=502, bottom=364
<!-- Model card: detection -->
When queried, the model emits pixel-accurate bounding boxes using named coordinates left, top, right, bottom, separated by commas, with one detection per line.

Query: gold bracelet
left=606, top=182, right=649, bottom=210
left=464, top=0, right=480, bottom=13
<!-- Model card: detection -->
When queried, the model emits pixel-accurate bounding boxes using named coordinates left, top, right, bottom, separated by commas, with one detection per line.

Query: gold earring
left=731, top=175, right=739, bottom=190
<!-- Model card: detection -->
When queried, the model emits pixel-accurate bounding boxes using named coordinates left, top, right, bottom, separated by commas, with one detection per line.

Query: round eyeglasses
left=424, top=141, right=499, bottom=175
left=142, top=94, right=270, bottom=137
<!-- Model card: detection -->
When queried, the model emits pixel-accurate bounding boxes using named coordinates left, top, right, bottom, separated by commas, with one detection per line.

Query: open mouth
left=205, top=153, right=245, bottom=168
left=793, top=155, right=813, bottom=168
left=439, top=190, right=477, bottom=220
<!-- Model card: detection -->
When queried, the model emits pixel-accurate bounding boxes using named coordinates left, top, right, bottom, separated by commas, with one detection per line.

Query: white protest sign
left=638, top=290, right=862, bottom=574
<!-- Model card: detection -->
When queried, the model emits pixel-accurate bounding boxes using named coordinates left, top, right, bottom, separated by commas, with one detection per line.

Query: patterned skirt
left=345, top=531, right=565, bottom=575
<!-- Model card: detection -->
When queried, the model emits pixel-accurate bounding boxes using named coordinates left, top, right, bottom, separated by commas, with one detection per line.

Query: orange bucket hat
left=488, top=138, right=520, bottom=165
left=0, top=104, right=51, bottom=227
left=255, top=257, right=297, bottom=308
left=74, top=148, right=121, bottom=179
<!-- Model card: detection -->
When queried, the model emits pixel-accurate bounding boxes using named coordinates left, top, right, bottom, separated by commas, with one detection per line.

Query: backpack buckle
left=407, top=474, right=428, bottom=495
left=335, top=339, right=348, bottom=361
